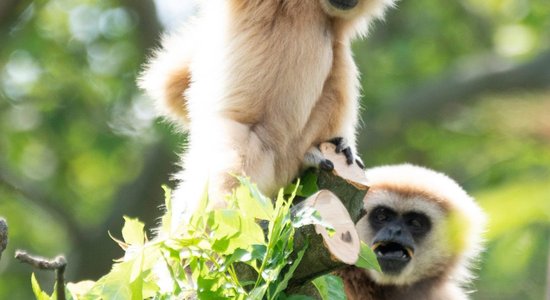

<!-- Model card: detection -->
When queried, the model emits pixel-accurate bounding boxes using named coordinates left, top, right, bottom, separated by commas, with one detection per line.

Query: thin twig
left=0, top=218, right=7, bottom=261
left=15, top=250, right=67, bottom=300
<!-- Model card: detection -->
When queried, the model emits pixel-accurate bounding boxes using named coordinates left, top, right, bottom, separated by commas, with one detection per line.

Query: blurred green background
left=0, top=0, right=549, bottom=299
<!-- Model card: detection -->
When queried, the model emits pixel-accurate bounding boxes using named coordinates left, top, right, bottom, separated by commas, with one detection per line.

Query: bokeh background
left=1, top=0, right=549, bottom=299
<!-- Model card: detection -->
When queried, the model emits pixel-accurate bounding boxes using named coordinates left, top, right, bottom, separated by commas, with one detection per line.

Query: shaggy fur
left=139, top=0, right=394, bottom=226
left=339, top=164, right=487, bottom=299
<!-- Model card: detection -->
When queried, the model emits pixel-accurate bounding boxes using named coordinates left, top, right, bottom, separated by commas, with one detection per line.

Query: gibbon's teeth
left=372, top=242, right=414, bottom=259
left=405, top=248, right=414, bottom=258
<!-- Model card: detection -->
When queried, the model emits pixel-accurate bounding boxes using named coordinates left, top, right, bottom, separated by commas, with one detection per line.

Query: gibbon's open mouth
left=373, top=242, right=414, bottom=260
left=372, top=242, right=413, bottom=274
left=329, top=0, right=359, bottom=10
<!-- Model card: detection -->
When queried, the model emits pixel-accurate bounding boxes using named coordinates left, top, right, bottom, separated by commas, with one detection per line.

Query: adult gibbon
left=139, top=0, right=395, bottom=225
left=339, top=164, right=487, bottom=300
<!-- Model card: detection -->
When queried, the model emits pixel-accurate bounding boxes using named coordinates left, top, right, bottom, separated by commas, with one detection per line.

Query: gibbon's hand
left=329, top=137, right=364, bottom=169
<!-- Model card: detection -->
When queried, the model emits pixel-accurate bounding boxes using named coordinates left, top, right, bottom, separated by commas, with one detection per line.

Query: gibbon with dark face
left=339, top=164, right=487, bottom=300
left=139, top=0, right=395, bottom=227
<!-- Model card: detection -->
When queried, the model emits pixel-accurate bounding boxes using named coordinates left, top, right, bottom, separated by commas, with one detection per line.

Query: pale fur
left=340, top=164, right=487, bottom=300
left=139, top=0, right=395, bottom=227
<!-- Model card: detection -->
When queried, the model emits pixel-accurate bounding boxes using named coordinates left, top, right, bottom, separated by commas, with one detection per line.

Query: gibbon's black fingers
left=319, top=159, right=335, bottom=171
left=329, top=0, right=359, bottom=10
left=329, top=137, right=345, bottom=153
left=328, top=137, right=355, bottom=165
left=355, top=158, right=365, bottom=169
left=342, top=147, right=354, bottom=165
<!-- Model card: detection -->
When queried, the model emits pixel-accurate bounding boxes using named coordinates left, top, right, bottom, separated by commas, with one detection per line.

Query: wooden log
left=236, top=143, right=370, bottom=297
left=316, top=142, right=369, bottom=223
left=289, top=190, right=360, bottom=285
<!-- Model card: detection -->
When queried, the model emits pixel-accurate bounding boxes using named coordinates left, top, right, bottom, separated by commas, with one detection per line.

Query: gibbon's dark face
left=368, top=206, right=432, bottom=275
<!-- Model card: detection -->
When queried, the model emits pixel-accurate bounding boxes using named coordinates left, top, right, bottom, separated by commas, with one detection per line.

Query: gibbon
left=139, top=0, right=395, bottom=226
left=338, top=164, right=487, bottom=300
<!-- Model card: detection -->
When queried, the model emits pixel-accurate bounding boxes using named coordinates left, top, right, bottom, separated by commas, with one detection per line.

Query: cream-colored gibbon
left=139, top=0, right=395, bottom=226
left=339, top=164, right=487, bottom=300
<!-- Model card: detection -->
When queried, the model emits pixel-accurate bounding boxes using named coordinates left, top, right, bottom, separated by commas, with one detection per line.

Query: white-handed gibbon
left=338, top=164, right=487, bottom=300
left=139, top=0, right=395, bottom=226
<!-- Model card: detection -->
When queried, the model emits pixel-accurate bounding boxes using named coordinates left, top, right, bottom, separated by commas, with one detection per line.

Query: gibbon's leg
left=195, top=117, right=277, bottom=206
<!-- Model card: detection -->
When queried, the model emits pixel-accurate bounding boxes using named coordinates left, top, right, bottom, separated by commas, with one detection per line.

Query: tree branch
left=15, top=250, right=67, bottom=300
left=0, top=218, right=7, bottom=261
left=361, top=50, right=550, bottom=150
left=0, top=165, right=83, bottom=243
left=119, top=0, right=163, bottom=54
left=0, top=0, right=33, bottom=40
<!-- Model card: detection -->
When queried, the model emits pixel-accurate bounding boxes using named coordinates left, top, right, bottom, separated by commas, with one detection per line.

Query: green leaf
left=84, top=261, right=135, bottom=300
left=189, top=183, right=210, bottom=231
left=236, top=177, right=274, bottom=220
left=31, top=273, right=52, bottom=300
left=355, top=241, right=381, bottom=272
left=284, top=295, right=316, bottom=300
left=210, top=209, right=242, bottom=239
left=197, top=276, right=224, bottom=299
left=160, top=185, right=173, bottom=234
left=122, top=216, right=146, bottom=246
left=67, top=280, right=96, bottom=299
left=271, top=241, right=308, bottom=298
left=299, top=170, right=319, bottom=197
left=248, top=284, right=268, bottom=300
left=284, top=170, right=319, bottom=198
left=312, top=274, right=346, bottom=300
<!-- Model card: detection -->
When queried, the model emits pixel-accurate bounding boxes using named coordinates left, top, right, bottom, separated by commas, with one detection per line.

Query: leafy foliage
left=29, top=178, right=379, bottom=299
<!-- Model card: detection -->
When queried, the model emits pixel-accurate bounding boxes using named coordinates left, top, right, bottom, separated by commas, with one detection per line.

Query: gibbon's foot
left=328, top=137, right=364, bottom=169
left=304, top=147, right=335, bottom=171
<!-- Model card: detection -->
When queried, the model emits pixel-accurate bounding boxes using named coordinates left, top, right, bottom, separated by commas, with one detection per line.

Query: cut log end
left=306, top=190, right=360, bottom=265
left=319, top=143, right=369, bottom=190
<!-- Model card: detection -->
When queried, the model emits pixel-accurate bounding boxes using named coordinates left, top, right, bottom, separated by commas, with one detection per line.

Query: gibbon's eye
left=404, top=212, right=431, bottom=237
left=369, top=206, right=396, bottom=228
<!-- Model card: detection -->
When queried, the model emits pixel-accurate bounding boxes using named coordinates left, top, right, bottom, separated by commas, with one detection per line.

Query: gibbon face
left=319, top=0, right=394, bottom=20
left=356, top=164, right=487, bottom=286
left=358, top=190, right=450, bottom=286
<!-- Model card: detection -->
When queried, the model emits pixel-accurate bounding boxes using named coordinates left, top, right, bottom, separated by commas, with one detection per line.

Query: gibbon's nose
left=329, top=0, right=359, bottom=10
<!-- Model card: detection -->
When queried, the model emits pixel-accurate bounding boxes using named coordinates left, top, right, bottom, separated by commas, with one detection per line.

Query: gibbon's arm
left=139, top=26, right=196, bottom=128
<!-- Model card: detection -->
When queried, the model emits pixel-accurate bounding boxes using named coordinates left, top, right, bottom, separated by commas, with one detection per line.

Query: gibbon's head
left=356, top=164, right=487, bottom=286
left=319, top=0, right=395, bottom=22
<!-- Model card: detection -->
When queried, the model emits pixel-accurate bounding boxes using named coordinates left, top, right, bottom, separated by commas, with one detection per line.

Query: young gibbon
left=139, top=0, right=395, bottom=227
left=338, top=164, right=487, bottom=300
